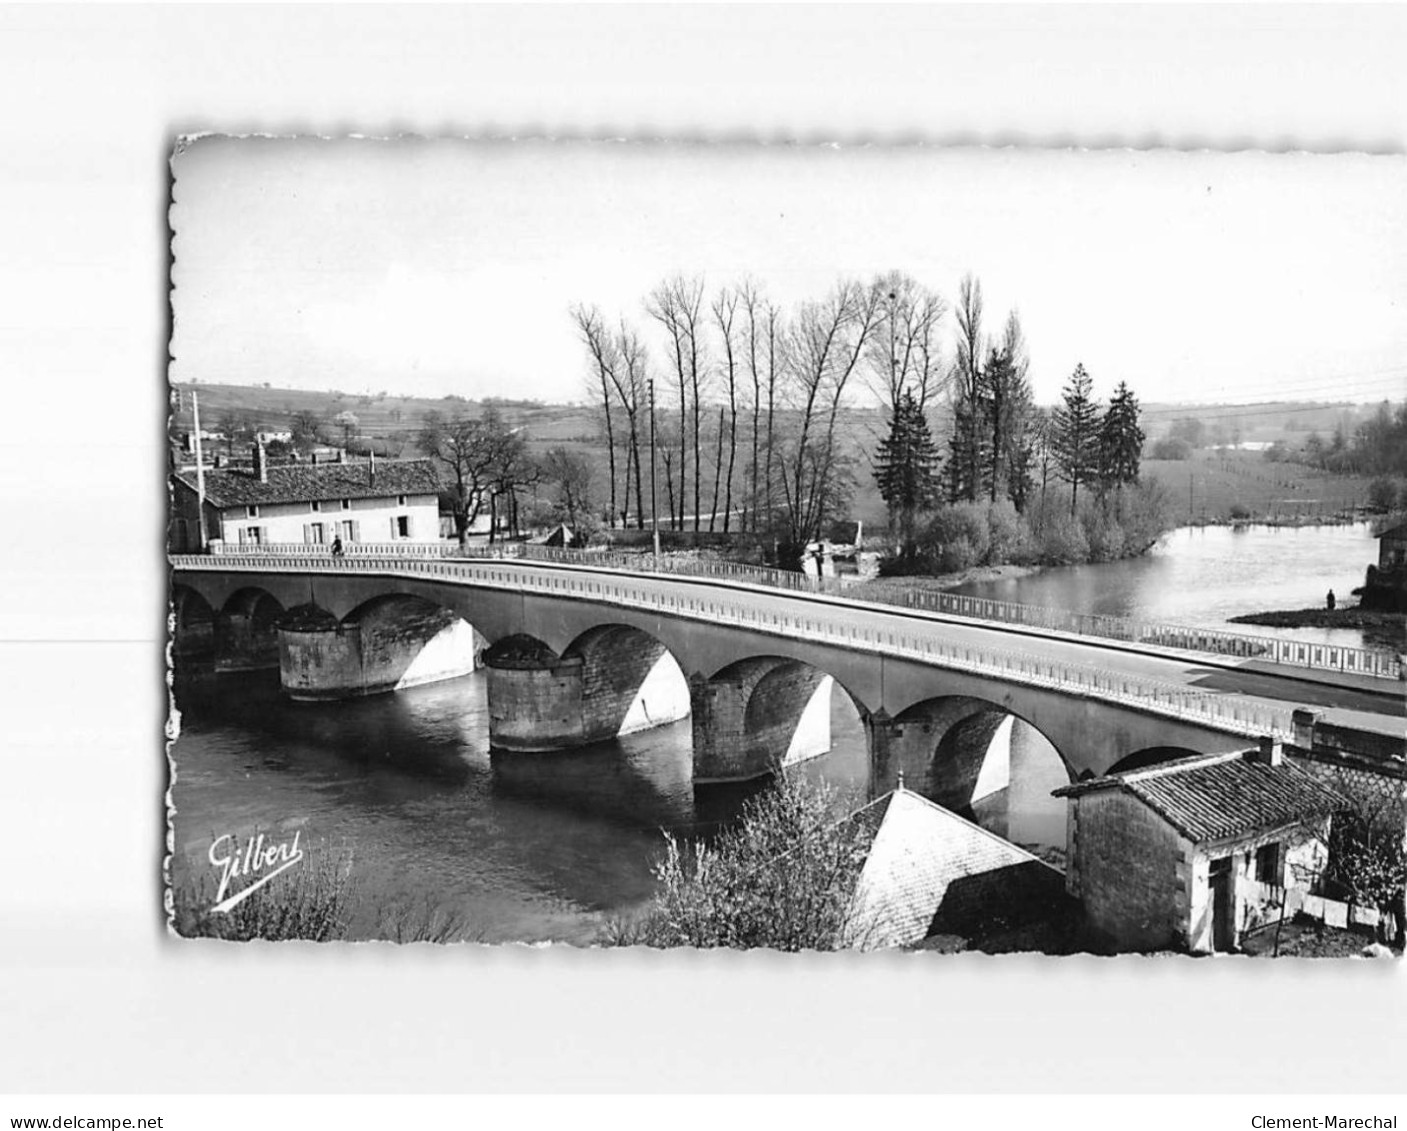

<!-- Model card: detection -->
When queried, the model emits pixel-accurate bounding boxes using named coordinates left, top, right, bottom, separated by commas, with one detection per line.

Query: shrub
left=986, top=500, right=1034, bottom=565
left=170, top=838, right=357, bottom=942
left=620, top=776, right=872, bottom=951
left=1149, top=437, right=1193, bottom=461
left=1228, top=503, right=1253, bottom=521
left=921, top=503, right=991, bottom=572
left=1081, top=509, right=1126, bottom=561
left=1030, top=503, right=1090, bottom=565
left=1367, top=476, right=1400, bottom=513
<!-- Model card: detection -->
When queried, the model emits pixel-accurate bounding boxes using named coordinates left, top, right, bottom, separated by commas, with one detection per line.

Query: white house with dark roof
left=1053, top=741, right=1348, bottom=954
left=170, top=445, right=442, bottom=551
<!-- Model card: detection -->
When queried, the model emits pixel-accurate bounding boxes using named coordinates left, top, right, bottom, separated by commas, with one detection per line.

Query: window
left=341, top=499, right=351, bottom=510
left=397, top=494, right=407, bottom=506
left=1255, top=842, right=1281, bottom=885
left=311, top=500, right=322, bottom=513
left=396, top=515, right=411, bottom=539
left=340, top=519, right=358, bottom=542
left=306, top=522, right=325, bottom=544
left=246, top=505, right=259, bottom=519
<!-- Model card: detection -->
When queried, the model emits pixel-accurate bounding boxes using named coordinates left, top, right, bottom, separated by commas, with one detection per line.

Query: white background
left=0, top=4, right=1404, bottom=1095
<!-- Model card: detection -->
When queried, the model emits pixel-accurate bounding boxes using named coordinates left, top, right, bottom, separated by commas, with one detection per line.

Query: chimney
left=1253, top=735, right=1285, bottom=768
left=337, top=448, right=346, bottom=464
left=1291, top=708, right=1319, bottom=751
left=311, top=451, right=319, bottom=466
left=252, top=442, right=268, bottom=484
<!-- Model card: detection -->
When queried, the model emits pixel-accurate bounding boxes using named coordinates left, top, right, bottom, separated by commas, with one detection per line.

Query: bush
left=920, top=503, right=990, bottom=572
left=170, top=838, right=357, bottom=942
left=1367, top=476, right=1400, bottom=513
left=986, top=500, right=1034, bottom=565
left=1149, top=437, right=1193, bottom=461
left=1035, top=507, right=1090, bottom=564
left=1081, top=508, right=1126, bottom=561
left=1228, top=503, right=1253, bottom=521
left=618, top=776, right=872, bottom=951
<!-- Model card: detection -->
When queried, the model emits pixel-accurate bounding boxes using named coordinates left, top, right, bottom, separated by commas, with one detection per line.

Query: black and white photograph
left=165, top=138, right=1406, bottom=957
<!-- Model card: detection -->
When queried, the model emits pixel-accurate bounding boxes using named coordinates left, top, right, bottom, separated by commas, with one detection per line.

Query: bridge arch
left=690, top=655, right=869, bottom=784
left=279, top=592, right=482, bottom=701
left=878, top=695, right=1074, bottom=855
left=560, top=623, right=691, bottom=741
left=171, top=584, right=216, bottom=663
left=213, top=587, right=286, bottom=672
left=1104, top=746, right=1204, bottom=776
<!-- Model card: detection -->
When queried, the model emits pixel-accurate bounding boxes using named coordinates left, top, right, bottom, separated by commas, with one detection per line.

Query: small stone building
left=841, top=788, right=1070, bottom=950
left=1053, top=742, right=1348, bottom=954
left=1378, top=520, right=1407, bottom=571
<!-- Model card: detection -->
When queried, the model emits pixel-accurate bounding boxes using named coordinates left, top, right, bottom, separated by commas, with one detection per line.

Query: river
left=950, top=522, right=1399, bottom=655
left=168, top=668, right=871, bottom=944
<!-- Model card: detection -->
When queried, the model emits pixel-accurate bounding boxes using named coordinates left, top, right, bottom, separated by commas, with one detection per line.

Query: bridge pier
left=691, top=660, right=833, bottom=783
left=277, top=604, right=479, bottom=701
left=485, top=631, right=690, bottom=752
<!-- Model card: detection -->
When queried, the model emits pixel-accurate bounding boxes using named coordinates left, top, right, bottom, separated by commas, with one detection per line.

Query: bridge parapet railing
left=170, top=552, right=1298, bottom=740
left=187, top=543, right=1403, bottom=680
left=489, top=545, right=1402, bottom=680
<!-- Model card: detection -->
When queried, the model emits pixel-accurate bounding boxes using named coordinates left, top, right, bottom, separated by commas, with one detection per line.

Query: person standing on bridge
left=331, top=534, right=344, bottom=557
left=1326, top=589, right=1336, bottom=611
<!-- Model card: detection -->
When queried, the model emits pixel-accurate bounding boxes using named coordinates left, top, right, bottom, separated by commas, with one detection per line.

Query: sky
left=169, top=138, right=1407, bottom=409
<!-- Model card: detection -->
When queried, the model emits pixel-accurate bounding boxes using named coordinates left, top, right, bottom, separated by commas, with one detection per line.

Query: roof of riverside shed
left=172, top=459, right=441, bottom=508
left=1053, top=751, right=1350, bottom=844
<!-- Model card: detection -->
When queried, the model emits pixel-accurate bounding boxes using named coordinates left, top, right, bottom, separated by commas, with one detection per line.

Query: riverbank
left=1228, top=606, right=1406, bottom=634
left=847, top=563, right=1044, bottom=598
left=1185, top=512, right=1367, bottom=529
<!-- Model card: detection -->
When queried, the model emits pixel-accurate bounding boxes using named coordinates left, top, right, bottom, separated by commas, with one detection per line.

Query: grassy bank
left=1143, top=450, right=1377, bottom=524
left=1228, top=607, right=1406, bottom=633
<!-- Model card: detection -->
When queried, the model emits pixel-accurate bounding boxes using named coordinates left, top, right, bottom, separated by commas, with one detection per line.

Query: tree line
left=572, top=272, right=959, bottom=563
left=874, top=274, right=1149, bottom=563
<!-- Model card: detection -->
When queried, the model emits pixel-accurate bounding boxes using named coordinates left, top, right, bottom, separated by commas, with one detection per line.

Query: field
left=172, top=381, right=1384, bottom=532
left=1142, top=450, right=1378, bottom=524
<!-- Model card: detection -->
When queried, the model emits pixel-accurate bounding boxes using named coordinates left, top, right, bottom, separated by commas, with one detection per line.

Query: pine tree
left=979, top=325, right=1036, bottom=510
left=1052, top=363, right=1102, bottom=516
left=875, top=391, right=942, bottom=557
left=1098, top=380, right=1144, bottom=489
left=943, top=399, right=987, bottom=504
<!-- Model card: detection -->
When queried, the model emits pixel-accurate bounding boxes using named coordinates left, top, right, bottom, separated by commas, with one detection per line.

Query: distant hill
left=169, top=380, right=1387, bottom=528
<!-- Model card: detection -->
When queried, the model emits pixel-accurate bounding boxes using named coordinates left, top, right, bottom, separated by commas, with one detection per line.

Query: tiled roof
left=1053, top=751, right=1349, bottom=843
left=841, top=789, right=1067, bottom=949
left=172, top=459, right=440, bottom=508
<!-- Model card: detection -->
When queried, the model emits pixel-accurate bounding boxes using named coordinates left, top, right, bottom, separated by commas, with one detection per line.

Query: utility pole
left=191, top=389, right=208, bottom=551
left=649, top=378, right=661, bottom=562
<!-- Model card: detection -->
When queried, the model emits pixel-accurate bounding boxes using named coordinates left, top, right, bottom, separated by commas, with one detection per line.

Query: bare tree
left=711, top=285, right=742, bottom=533
left=540, top=447, right=595, bottom=534
left=865, top=271, right=948, bottom=415
left=646, top=276, right=707, bottom=531
left=570, top=304, right=621, bottom=530
left=778, top=279, right=884, bottom=556
left=614, top=323, right=650, bottom=529
left=419, top=408, right=516, bottom=546
left=945, top=273, right=987, bottom=502
left=741, top=283, right=785, bottom=534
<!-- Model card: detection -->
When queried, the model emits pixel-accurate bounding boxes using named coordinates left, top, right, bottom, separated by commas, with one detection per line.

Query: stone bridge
left=170, top=553, right=1403, bottom=849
